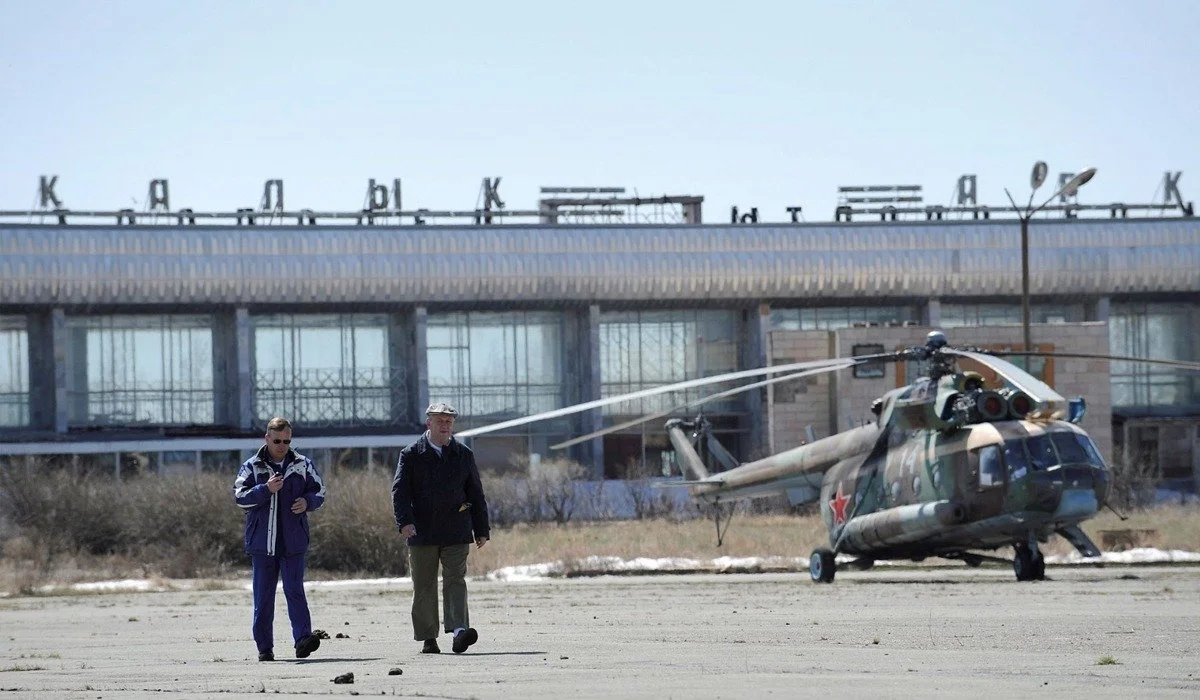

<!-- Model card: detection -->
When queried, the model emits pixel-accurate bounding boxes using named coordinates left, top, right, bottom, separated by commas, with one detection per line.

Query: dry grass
left=1040, top=506, right=1200, bottom=556
left=467, top=515, right=829, bottom=575
left=473, top=506, right=1200, bottom=574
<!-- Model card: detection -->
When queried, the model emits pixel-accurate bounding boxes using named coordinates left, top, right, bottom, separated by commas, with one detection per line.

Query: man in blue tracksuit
left=233, top=416, right=327, bottom=662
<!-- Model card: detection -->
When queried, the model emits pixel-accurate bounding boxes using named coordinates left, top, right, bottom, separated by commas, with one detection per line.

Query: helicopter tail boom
left=667, top=422, right=880, bottom=504
left=665, top=419, right=710, bottom=480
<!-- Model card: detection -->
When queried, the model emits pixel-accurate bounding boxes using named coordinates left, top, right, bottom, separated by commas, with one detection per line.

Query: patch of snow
left=1045, top=547, right=1200, bottom=565
left=24, top=547, right=1200, bottom=592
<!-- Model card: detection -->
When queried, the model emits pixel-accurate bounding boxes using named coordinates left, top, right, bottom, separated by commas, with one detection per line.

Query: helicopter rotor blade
left=455, top=356, right=880, bottom=439
left=945, top=348, right=1066, bottom=404
left=994, top=351, right=1200, bottom=373
left=548, top=361, right=857, bottom=450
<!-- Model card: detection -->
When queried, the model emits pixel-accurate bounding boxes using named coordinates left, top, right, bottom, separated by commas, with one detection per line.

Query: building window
left=600, top=309, right=740, bottom=415
left=426, top=311, right=567, bottom=425
left=1110, top=302, right=1200, bottom=410
left=0, top=316, right=29, bottom=427
left=598, top=309, right=742, bottom=478
left=65, top=315, right=215, bottom=426
left=939, top=302, right=1084, bottom=328
left=851, top=343, right=886, bottom=378
left=769, top=306, right=919, bottom=331
left=253, top=314, right=398, bottom=427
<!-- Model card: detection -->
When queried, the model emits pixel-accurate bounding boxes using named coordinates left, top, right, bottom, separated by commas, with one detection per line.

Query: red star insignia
left=829, top=482, right=851, bottom=526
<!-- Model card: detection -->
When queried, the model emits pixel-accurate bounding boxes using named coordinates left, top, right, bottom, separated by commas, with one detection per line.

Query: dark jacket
left=392, top=433, right=490, bottom=547
left=233, top=446, right=327, bottom=557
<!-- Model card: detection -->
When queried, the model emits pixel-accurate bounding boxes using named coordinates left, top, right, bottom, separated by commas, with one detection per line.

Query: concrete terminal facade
left=1, top=215, right=1198, bottom=489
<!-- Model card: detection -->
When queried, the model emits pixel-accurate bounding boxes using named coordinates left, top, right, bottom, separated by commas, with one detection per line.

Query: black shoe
left=258, top=651, right=274, bottom=662
left=421, top=638, right=440, bottom=654
left=295, top=633, right=321, bottom=659
left=452, top=628, right=478, bottom=654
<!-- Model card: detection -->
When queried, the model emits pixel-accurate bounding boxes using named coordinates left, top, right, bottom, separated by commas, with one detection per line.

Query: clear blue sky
left=2, top=0, right=1197, bottom=223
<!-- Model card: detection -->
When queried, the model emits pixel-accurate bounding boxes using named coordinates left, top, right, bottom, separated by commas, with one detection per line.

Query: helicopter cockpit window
left=977, top=445, right=1004, bottom=488
left=1074, top=434, right=1108, bottom=469
left=1003, top=440, right=1031, bottom=479
left=1050, top=432, right=1090, bottom=465
left=1025, top=434, right=1057, bottom=471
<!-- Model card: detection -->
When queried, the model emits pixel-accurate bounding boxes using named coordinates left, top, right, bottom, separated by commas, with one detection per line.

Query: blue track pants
left=251, top=553, right=312, bottom=653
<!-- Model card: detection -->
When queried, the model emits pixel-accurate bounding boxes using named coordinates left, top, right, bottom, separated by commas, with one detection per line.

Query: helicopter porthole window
left=911, top=475, right=921, bottom=494
left=891, top=481, right=901, bottom=501
left=931, top=465, right=942, bottom=490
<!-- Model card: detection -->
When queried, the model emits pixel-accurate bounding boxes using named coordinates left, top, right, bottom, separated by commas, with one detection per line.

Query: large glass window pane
left=599, top=309, right=741, bottom=416
left=0, top=316, right=29, bottom=426
left=253, top=314, right=397, bottom=427
left=425, top=311, right=566, bottom=424
left=1110, top=302, right=1200, bottom=410
left=66, top=315, right=215, bottom=425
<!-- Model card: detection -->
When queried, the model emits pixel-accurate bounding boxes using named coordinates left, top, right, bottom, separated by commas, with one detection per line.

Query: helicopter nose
left=1051, top=464, right=1106, bottom=520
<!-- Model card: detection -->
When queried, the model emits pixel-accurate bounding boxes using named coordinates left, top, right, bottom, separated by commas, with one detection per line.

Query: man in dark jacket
left=392, top=402, right=490, bottom=654
left=233, top=416, right=327, bottom=662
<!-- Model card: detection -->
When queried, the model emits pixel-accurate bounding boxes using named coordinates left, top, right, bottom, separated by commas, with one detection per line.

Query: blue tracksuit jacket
left=233, top=446, right=327, bottom=556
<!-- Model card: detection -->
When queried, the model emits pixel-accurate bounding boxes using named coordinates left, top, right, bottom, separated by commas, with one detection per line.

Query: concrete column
left=1193, top=427, right=1199, bottom=495
left=575, top=304, right=604, bottom=479
left=1088, top=296, right=1111, bottom=323
left=410, top=306, right=429, bottom=422
left=388, top=309, right=413, bottom=426
left=66, top=324, right=87, bottom=425
left=559, top=308, right=583, bottom=461
left=824, top=331, right=840, bottom=437
left=234, top=308, right=254, bottom=429
left=51, top=309, right=69, bottom=433
left=212, top=310, right=238, bottom=427
left=26, top=311, right=54, bottom=431
left=740, top=303, right=771, bottom=460
left=924, top=298, right=942, bottom=328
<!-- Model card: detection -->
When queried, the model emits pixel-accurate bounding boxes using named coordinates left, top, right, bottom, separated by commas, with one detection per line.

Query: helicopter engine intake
left=974, top=390, right=1008, bottom=421
left=1003, top=389, right=1036, bottom=419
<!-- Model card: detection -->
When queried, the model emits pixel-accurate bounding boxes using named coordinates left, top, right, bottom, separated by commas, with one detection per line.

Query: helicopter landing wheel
left=809, top=548, right=837, bottom=584
left=1013, top=544, right=1046, bottom=582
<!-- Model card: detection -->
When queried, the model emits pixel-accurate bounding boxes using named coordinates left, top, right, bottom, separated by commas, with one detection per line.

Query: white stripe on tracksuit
left=236, top=454, right=327, bottom=556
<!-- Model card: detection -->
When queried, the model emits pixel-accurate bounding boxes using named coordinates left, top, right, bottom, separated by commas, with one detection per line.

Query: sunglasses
left=272, top=439, right=292, bottom=445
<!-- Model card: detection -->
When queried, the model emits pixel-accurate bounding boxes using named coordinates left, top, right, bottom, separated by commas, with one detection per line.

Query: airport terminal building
left=1, top=179, right=1198, bottom=492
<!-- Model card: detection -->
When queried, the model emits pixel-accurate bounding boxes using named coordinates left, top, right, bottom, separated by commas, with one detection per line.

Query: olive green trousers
left=407, top=544, right=471, bottom=641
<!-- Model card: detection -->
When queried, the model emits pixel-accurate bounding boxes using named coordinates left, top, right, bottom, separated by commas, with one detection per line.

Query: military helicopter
left=458, top=331, right=1200, bottom=583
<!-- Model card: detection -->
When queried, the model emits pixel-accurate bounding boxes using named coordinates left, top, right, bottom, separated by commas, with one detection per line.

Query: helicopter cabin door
left=967, top=444, right=1006, bottom=519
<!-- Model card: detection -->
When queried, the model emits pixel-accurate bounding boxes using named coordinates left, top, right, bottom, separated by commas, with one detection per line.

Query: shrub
left=617, top=458, right=683, bottom=521
left=307, top=471, right=409, bottom=576
left=1106, top=450, right=1160, bottom=511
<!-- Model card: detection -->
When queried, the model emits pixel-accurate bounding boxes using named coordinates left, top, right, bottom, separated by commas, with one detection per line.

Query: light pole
left=1005, top=163, right=1098, bottom=351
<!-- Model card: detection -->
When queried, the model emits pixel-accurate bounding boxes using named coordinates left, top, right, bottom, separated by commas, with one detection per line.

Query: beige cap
left=425, top=402, right=459, bottom=416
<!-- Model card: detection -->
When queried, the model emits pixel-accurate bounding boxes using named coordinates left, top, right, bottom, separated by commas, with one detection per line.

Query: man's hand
left=475, top=536, right=489, bottom=549
left=291, top=497, right=307, bottom=514
left=266, top=474, right=284, bottom=493
left=400, top=524, right=416, bottom=539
